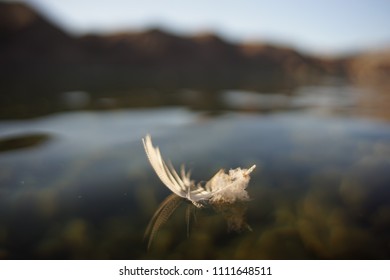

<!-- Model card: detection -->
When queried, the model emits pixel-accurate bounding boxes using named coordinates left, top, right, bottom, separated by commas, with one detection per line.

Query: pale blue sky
left=22, top=0, right=390, bottom=55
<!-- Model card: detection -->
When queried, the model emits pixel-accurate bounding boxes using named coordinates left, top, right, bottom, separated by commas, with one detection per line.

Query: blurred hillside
left=0, top=2, right=389, bottom=94
left=347, top=50, right=390, bottom=87
left=0, top=3, right=344, bottom=91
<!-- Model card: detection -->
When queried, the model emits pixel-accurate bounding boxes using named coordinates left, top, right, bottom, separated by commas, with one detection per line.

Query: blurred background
left=0, top=0, right=389, bottom=259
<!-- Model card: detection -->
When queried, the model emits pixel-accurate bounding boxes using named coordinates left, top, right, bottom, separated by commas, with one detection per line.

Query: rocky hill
left=1, top=2, right=387, bottom=93
left=0, top=2, right=349, bottom=92
left=347, top=50, right=390, bottom=87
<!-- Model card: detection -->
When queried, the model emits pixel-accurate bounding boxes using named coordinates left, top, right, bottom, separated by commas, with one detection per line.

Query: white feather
left=142, top=134, right=256, bottom=207
left=142, top=135, right=212, bottom=205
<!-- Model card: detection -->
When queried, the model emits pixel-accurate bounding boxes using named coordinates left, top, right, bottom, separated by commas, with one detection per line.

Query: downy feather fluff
left=142, top=134, right=255, bottom=207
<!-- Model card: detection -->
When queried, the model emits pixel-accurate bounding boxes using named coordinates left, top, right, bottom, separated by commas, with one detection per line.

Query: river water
left=0, top=83, right=389, bottom=259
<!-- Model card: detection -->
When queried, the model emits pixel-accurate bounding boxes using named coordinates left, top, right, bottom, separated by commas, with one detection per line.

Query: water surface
left=0, top=83, right=389, bottom=259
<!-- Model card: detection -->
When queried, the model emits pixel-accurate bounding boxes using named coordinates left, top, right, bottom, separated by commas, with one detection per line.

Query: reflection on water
left=145, top=193, right=252, bottom=251
left=145, top=194, right=186, bottom=250
left=0, top=133, right=51, bottom=153
left=0, top=83, right=389, bottom=259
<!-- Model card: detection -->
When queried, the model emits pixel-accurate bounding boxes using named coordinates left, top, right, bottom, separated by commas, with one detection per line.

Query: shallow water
left=0, top=83, right=389, bottom=259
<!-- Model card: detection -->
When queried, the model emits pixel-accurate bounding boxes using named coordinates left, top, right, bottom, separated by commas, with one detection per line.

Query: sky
left=19, top=0, right=390, bottom=55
